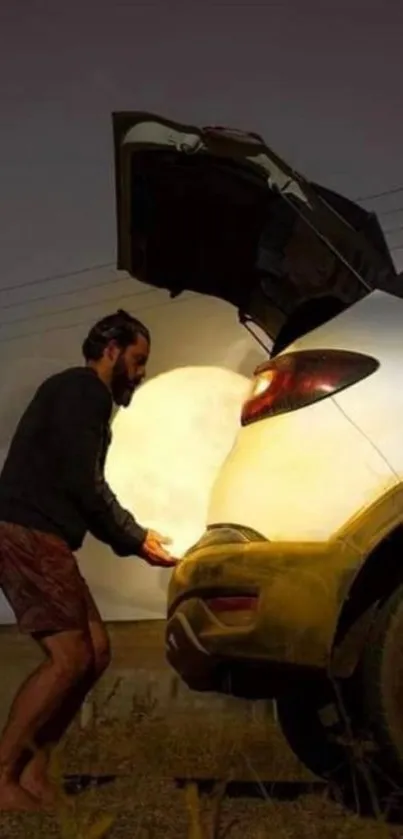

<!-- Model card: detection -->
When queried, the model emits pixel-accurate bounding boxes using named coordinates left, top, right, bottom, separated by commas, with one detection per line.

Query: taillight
left=205, top=595, right=258, bottom=612
left=241, top=349, right=379, bottom=426
left=205, top=595, right=258, bottom=627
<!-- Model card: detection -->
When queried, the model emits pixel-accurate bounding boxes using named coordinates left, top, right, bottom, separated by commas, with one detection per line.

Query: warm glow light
left=106, top=365, right=250, bottom=558
left=252, top=372, right=274, bottom=397
left=78, top=365, right=250, bottom=620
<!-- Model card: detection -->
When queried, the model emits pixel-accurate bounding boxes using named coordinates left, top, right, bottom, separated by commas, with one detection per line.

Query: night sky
left=1, top=0, right=403, bottom=295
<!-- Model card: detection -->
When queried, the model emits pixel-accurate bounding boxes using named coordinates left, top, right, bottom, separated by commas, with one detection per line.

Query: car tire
left=277, top=585, right=403, bottom=810
left=275, top=674, right=357, bottom=788
left=354, top=583, right=403, bottom=790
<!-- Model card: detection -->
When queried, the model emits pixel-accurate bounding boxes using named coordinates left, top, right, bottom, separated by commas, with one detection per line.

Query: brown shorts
left=0, top=521, right=101, bottom=635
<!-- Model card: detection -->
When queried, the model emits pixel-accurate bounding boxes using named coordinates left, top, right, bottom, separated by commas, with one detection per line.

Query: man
left=0, top=309, right=176, bottom=812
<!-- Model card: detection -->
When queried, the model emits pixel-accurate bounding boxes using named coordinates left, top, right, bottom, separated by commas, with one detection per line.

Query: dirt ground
left=1, top=624, right=403, bottom=838
left=2, top=708, right=403, bottom=839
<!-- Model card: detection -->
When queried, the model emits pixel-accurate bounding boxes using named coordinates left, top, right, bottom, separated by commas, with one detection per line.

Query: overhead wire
left=384, top=223, right=403, bottom=235
left=0, top=290, right=202, bottom=346
left=0, top=261, right=116, bottom=296
left=0, top=272, right=147, bottom=314
left=0, top=284, right=160, bottom=328
left=0, top=186, right=401, bottom=296
left=0, top=186, right=402, bottom=295
left=0, top=184, right=402, bottom=343
left=354, top=185, right=403, bottom=202
left=376, top=205, right=403, bottom=218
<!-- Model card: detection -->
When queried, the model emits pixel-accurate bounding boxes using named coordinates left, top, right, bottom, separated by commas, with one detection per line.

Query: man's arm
left=54, top=374, right=147, bottom=556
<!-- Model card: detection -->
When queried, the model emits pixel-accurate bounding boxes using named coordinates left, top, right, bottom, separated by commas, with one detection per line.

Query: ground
left=1, top=623, right=403, bottom=838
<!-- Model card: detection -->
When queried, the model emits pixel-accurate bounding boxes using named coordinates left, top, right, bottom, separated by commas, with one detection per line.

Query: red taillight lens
left=205, top=595, right=258, bottom=627
left=205, top=596, right=258, bottom=613
left=241, top=349, right=379, bottom=426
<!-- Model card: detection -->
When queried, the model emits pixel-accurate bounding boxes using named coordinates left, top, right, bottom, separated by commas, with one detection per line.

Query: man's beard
left=111, top=357, right=141, bottom=407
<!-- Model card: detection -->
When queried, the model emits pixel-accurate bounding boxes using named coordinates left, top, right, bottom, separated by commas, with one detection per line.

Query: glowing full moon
left=78, top=365, right=251, bottom=620
left=107, top=365, right=250, bottom=556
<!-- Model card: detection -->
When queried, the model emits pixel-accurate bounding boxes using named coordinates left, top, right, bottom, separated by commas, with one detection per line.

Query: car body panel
left=166, top=483, right=403, bottom=688
left=206, top=290, right=403, bottom=541
left=206, top=392, right=396, bottom=542
left=278, top=288, right=403, bottom=359
left=271, top=289, right=403, bottom=479
left=317, top=292, right=403, bottom=480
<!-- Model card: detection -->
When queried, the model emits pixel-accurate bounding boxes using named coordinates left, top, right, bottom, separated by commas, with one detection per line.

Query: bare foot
left=20, top=771, right=60, bottom=807
left=0, top=781, right=41, bottom=811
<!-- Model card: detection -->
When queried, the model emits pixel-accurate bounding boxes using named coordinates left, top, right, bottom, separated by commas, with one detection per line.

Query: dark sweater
left=0, top=366, right=147, bottom=554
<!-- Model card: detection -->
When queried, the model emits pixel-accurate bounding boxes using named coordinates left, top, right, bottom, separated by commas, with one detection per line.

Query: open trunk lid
left=112, top=111, right=398, bottom=341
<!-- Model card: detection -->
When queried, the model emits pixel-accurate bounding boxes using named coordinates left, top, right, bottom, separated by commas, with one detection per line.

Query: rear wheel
left=276, top=584, right=403, bottom=811
left=276, top=675, right=362, bottom=795
left=355, top=584, right=403, bottom=793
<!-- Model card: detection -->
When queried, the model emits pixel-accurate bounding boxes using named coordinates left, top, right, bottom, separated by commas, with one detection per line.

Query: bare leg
left=20, top=620, right=110, bottom=804
left=0, top=629, right=93, bottom=811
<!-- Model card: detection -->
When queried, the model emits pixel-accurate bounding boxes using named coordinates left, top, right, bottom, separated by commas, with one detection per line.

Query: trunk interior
left=128, top=150, right=292, bottom=337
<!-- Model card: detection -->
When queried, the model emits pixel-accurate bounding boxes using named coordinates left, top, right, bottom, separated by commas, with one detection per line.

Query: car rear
left=109, top=113, right=401, bottom=695
left=166, top=294, right=400, bottom=696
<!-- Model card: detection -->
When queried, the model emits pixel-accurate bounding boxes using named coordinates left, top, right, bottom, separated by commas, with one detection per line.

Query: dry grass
left=1, top=687, right=403, bottom=839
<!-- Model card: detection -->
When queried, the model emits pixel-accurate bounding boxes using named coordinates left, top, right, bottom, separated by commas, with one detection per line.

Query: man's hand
left=140, top=529, right=178, bottom=567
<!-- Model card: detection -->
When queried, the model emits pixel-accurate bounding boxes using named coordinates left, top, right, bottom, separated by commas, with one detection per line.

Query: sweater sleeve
left=53, top=374, right=147, bottom=556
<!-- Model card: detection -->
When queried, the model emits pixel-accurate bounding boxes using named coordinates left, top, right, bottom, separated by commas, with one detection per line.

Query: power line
left=1, top=234, right=403, bottom=328
left=0, top=284, right=159, bottom=330
left=0, top=274, right=132, bottom=313
left=0, top=291, right=202, bottom=347
left=377, top=205, right=403, bottom=218
left=0, top=183, right=401, bottom=321
left=385, top=223, right=403, bottom=236
left=0, top=250, right=403, bottom=346
left=2, top=238, right=403, bottom=346
left=0, top=261, right=115, bottom=296
left=0, top=186, right=402, bottom=297
left=354, top=186, right=403, bottom=203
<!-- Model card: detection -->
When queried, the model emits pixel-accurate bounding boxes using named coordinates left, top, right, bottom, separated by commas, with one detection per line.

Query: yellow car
left=112, top=111, right=403, bottom=800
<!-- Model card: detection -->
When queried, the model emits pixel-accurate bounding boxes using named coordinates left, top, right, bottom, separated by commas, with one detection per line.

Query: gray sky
left=1, top=0, right=403, bottom=292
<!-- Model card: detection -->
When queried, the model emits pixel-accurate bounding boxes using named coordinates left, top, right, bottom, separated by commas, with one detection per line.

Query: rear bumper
left=166, top=537, right=357, bottom=694
left=166, top=487, right=403, bottom=695
left=166, top=604, right=310, bottom=698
